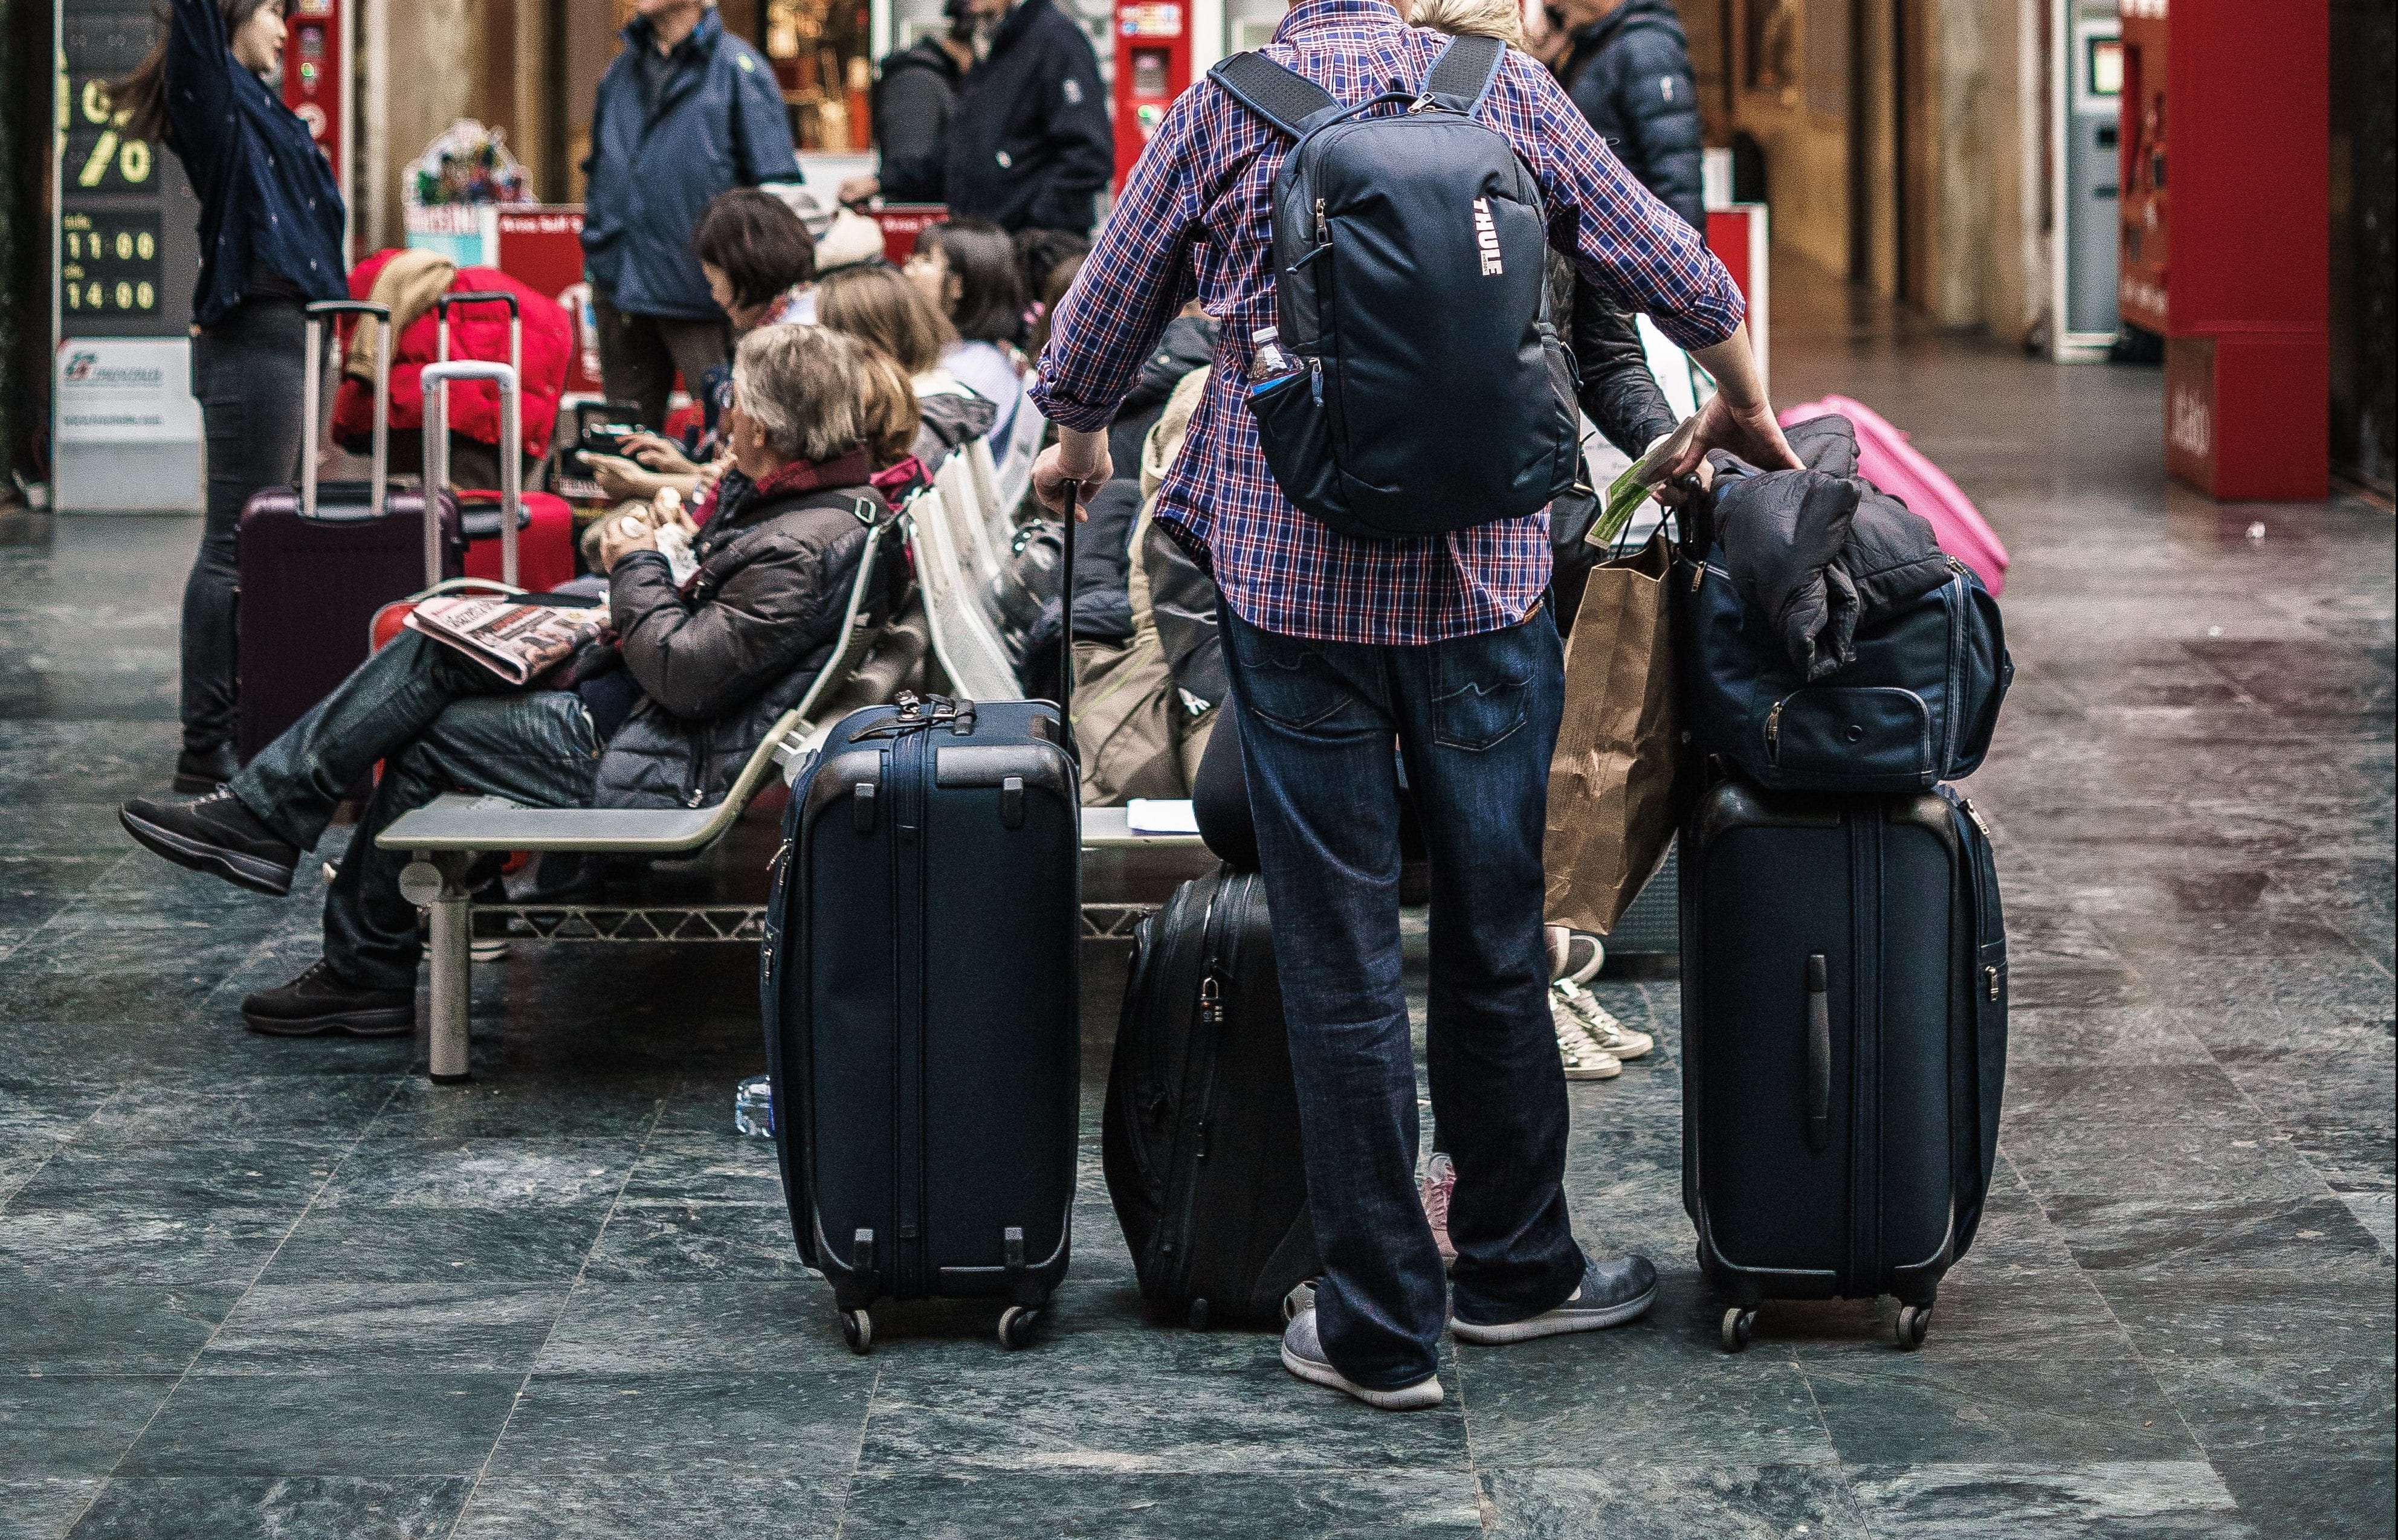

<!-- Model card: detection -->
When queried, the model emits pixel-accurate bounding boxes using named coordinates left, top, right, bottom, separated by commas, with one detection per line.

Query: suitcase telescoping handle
left=1804, top=953, right=1832, bottom=1153
left=1058, top=480, right=1078, bottom=741
left=435, top=290, right=523, bottom=385
left=420, top=359, right=521, bottom=589
left=302, top=300, right=393, bottom=523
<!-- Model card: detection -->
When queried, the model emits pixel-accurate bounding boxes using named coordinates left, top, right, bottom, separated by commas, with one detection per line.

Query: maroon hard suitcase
left=236, top=300, right=462, bottom=765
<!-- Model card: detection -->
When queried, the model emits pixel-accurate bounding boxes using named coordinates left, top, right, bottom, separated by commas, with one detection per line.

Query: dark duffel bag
left=1104, top=864, right=1319, bottom=1327
left=1681, top=777, right=2008, bottom=1352
left=763, top=690, right=1082, bottom=1354
left=1678, top=546, right=2011, bottom=793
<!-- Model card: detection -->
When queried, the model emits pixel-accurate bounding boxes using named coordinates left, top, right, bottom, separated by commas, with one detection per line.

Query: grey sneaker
left=1450, top=1254, right=1659, bottom=1345
left=1551, top=992, right=1623, bottom=1080
left=1281, top=1309, right=1444, bottom=1411
left=1553, top=979, right=1654, bottom=1061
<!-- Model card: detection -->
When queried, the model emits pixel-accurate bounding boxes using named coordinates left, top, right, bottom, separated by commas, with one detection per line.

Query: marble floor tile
left=114, top=1373, right=523, bottom=1476
left=1479, top=1465, right=1872, bottom=1539
left=2000, top=1007, right=2218, bottom=1068
left=2213, top=1451, right=2396, bottom=1540
left=835, top=1469, right=1484, bottom=1539
left=2218, top=1055, right=2397, bottom=1192
left=68, top=1077, right=396, bottom=1148
left=2046, top=1193, right=2394, bottom=1277
left=2338, top=1190, right=2396, bottom=1255
left=1843, top=1461, right=2252, bottom=1539
left=579, top=1201, right=814, bottom=1281
left=1776, top=1266, right=2116, bottom=1358
left=531, top=1281, right=871, bottom=1375
left=483, top=1372, right=870, bottom=1477
left=0, top=1377, right=180, bottom=1478
left=615, top=1133, right=786, bottom=1205
left=2142, top=1350, right=2397, bottom=1458
left=448, top=1474, right=845, bottom=1540
left=259, top=1202, right=611, bottom=1284
left=62, top=1476, right=471, bottom=1540
left=311, top=1136, right=641, bottom=1210
left=1802, top=1329, right=2200, bottom=1466
left=0, top=1284, right=242, bottom=1374
left=193, top=1281, right=570, bottom=1375
left=1998, top=1066, right=2330, bottom=1203
left=0, top=1478, right=102, bottom=1540
left=0, top=1208, right=296, bottom=1286
left=2086, top=1269, right=2396, bottom=1366
left=365, top=1077, right=668, bottom=1142
left=2, top=1139, right=341, bottom=1216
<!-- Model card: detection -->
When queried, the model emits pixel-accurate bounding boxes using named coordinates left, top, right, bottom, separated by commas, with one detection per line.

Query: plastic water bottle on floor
left=734, top=1074, right=774, bottom=1138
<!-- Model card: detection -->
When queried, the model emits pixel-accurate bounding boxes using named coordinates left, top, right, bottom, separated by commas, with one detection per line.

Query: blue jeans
left=231, top=631, right=603, bottom=991
left=1223, top=605, right=1586, bottom=1389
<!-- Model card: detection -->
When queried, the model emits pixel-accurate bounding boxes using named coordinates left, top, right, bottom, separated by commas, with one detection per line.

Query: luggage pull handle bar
left=302, top=300, right=392, bottom=523
left=1804, top=953, right=1831, bottom=1152
left=421, top=359, right=522, bottom=589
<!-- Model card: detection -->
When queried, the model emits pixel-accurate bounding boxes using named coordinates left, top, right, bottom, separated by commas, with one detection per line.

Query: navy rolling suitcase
left=763, top=490, right=1086, bottom=1353
left=1680, top=778, right=2007, bottom=1352
left=1103, top=865, right=1319, bottom=1328
left=236, top=300, right=461, bottom=764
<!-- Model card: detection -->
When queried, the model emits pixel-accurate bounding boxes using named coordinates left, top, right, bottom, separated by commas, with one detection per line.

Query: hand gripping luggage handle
left=421, top=360, right=521, bottom=589
left=1804, top=953, right=1831, bottom=1153
left=302, top=300, right=392, bottom=523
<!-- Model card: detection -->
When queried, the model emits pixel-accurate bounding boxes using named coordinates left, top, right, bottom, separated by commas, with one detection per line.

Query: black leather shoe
left=118, top=788, right=299, bottom=897
left=172, top=742, right=243, bottom=794
left=242, top=959, right=415, bottom=1037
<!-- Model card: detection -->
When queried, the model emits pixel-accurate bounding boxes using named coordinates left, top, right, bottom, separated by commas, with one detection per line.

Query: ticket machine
left=2050, top=1, right=2119, bottom=355
left=282, top=0, right=351, bottom=248
left=1114, top=1, right=1192, bottom=183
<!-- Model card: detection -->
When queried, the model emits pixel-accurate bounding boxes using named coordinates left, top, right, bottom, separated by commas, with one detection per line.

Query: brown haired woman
left=115, top=0, right=348, bottom=792
left=817, top=265, right=998, bottom=471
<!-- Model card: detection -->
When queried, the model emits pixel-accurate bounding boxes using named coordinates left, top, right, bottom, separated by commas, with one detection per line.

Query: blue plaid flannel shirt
left=1029, top=0, right=1746, bottom=644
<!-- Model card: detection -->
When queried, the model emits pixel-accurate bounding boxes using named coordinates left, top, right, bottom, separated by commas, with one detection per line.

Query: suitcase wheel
left=998, top=1305, right=1041, bottom=1351
left=1894, top=1304, right=1932, bottom=1350
left=1719, top=1307, right=1756, bottom=1353
left=840, top=1309, right=873, bottom=1355
left=1188, top=1298, right=1210, bottom=1332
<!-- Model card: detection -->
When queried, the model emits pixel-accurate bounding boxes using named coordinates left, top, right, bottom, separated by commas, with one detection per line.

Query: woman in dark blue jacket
left=115, top=0, right=348, bottom=791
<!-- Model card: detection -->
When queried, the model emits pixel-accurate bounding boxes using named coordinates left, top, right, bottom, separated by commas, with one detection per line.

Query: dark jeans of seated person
left=231, top=631, right=602, bottom=991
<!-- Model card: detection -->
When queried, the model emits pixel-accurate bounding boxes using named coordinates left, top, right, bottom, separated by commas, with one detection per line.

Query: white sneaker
left=1281, top=1308, right=1444, bottom=1410
left=1551, top=993, right=1623, bottom=1080
left=1553, top=979, right=1653, bottom=1061
left=1419, top=1152, right=1457, bottom=1265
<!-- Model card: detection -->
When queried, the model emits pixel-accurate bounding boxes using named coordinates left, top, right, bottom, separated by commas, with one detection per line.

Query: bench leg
left=401, top=856, right=475, bottom=1084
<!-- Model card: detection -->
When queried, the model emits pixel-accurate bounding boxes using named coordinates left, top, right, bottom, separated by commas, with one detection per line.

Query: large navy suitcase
left=1103, top=865, right=1318, bottom=1329
left=1680, top=777, right=2006, bottom=1352
left=236, top=300, right=461, bottom=764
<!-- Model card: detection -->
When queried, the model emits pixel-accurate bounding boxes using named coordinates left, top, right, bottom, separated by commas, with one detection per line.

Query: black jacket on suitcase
left=1680, top=778, right=2006, bottom=1350
left=1104, top=865, right=1319, bottom=1327
left=764, top=693, right=1081, bottom=1351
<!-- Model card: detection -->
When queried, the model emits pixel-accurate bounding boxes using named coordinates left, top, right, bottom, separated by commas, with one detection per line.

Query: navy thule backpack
left=1212, top=36, right=1581, bottom=541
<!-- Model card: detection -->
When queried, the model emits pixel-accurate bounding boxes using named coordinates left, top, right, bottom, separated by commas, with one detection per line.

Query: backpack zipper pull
left=1765, top=698, right=1785, bottom=763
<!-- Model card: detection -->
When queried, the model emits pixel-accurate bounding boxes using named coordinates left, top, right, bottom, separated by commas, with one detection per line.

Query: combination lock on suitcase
left=1680, top=778, right=2006, bottom=1352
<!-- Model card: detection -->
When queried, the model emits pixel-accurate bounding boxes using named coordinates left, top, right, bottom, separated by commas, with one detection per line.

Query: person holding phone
left=112, top=0, right=348, bottom=793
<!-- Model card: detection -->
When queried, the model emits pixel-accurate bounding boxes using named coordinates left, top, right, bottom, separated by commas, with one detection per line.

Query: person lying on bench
left=119, top=325, right=894, bottom=1039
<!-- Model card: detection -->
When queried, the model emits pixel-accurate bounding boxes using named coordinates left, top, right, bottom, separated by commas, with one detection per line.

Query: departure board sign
left=56, top=0, right=201, bottom=337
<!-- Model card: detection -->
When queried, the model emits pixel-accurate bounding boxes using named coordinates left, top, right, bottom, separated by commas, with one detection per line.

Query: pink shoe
left=1420, top=1152, right=1458, bottom=1265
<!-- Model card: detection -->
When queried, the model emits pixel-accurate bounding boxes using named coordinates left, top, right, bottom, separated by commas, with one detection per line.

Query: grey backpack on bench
left=1212, top=34, right=1580, bottom=540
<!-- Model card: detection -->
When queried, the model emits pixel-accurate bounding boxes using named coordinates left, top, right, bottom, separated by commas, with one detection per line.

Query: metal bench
left=380, top=459, right=1203, bottom=1083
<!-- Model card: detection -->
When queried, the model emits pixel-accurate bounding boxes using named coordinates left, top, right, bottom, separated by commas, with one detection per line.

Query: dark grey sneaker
left=1280, top=1309, right=1444, bottom=1411
left=242, top=960, right=415, bottom=1038
left=120, top=787, right=299, bottom=897
left=1450, top=1254, right=1659, bottom=1345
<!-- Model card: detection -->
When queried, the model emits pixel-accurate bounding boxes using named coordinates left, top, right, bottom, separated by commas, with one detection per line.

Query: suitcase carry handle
left=422, top=360, right=521, bottom=590
left=435, top=290, right=524, bottom=387
left=303, top=300, right=392, bottom=524
left=1804, top=953, right=1831, bottom=1153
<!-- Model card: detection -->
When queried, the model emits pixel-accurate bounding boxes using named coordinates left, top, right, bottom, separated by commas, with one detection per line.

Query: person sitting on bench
left=119, top=324, right=894, bottom=1039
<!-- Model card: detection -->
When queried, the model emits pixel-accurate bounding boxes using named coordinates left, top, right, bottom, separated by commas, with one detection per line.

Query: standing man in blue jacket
left=583, top=0, right=800, bottom=428
left=837, top=0, right=1113, bottom=237
left=1547, top=0, right=1705, bottom=231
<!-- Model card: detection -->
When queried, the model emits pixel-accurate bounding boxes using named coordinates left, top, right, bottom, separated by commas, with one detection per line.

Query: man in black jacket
left=840, top=0, right=1113, bottom=236
left=872, top=0, right=972, bottom=167
left=1550, top=0, right=1705, bottom=231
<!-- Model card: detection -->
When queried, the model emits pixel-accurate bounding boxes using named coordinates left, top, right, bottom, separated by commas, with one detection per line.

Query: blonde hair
left=818, top=264, right=957, bottom=376
left=733, top=324, right=866, bottom=465
left=1410, top=0, right=1523, bottom=48
left=855, top=346, right=922, bottom=469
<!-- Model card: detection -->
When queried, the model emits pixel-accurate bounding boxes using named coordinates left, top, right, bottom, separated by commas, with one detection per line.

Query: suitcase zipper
left=1765, top=698, right=1785, bottom=765
left=1160, top=876, right=1238, bottom=1303
left=890, top=728, right=931, bottom=1298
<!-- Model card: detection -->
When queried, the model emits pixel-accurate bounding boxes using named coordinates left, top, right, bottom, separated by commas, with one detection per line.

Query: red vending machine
left=2118, top=0, right=2327, bottom=502
left=1114, top=2, right=1192, bottom=187
left=282, top=0, right=351, bottom=256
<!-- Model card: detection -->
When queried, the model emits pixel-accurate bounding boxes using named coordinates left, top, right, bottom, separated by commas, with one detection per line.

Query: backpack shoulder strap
left=1208, top=51, right=1345, bottom=139
left=1421, top=34, right=1506, bottom=115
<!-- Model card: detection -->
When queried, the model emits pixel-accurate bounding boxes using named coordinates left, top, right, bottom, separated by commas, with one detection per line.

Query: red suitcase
left=236, top=300, right=463, bottom=765
left=436, top=291, right=578, bottom=591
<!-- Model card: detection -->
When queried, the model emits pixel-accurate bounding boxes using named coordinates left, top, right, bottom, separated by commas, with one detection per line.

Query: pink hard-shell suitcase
left=1781, top=395, right=2010, bottom=596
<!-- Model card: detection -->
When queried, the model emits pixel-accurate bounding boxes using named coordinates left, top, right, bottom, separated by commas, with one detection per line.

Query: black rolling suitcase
left=236, top=300, right=462, bottom=763
left=762, top=494, right=1086, bottom=1355
left=1103, top=865, right=1318, bottom=1329
left=1681, top=778, right=2006, bottom=1352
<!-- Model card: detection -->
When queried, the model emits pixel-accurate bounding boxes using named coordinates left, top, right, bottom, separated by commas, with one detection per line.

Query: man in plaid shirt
left=1032, top=0, right=1797, bottom=1409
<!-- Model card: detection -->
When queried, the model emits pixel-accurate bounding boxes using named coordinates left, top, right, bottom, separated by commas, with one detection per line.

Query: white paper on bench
left=1126, top=799, right=1200, bottom=836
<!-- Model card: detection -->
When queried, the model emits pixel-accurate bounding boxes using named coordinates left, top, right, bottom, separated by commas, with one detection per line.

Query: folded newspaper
left=1589, top=414, right=1704, bottom=549
left=404, top=594, right=607, bottom=686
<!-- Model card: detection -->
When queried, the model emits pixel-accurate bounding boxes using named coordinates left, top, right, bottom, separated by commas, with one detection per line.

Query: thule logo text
left=1472, top=198, right=1503, bottom=275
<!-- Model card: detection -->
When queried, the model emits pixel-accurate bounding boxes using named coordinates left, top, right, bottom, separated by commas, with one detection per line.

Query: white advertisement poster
left=54, top=338, right=201, bottom=445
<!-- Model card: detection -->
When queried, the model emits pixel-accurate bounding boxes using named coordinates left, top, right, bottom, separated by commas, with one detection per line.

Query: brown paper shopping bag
left=1543, top=531, right=1690, bottom=936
